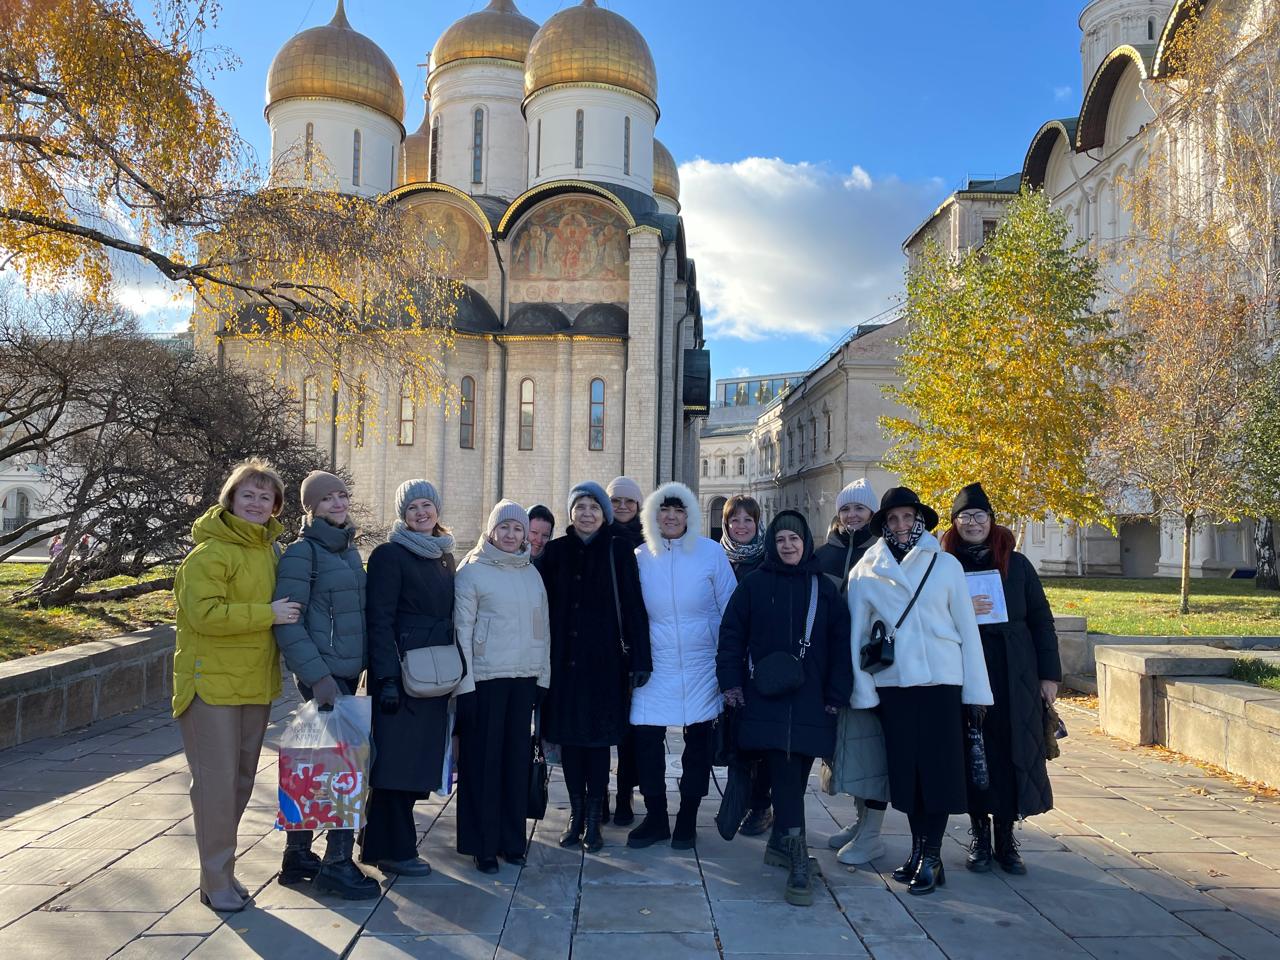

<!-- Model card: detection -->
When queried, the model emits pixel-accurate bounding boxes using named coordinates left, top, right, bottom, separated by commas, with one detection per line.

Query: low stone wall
left=1060, top=630, right=1280, bottom=695
left=0, top=626, right=174, bottom=749
left=1096, top=643, right=1280, bottom=789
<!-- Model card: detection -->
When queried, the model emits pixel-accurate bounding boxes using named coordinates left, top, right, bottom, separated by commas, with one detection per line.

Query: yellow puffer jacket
left=172, top=505, right=285, bottom=717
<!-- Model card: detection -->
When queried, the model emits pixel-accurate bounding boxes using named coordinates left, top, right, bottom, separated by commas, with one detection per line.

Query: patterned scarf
left=721, top=528, right=765, bottom=566
left=962, top=540, right=993, bottom=570
left=886, top=515, right=926, bottom=561
left=389, top=520, right=455, bottom=560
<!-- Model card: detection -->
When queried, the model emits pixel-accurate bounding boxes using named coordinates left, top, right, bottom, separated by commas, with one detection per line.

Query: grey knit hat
left=486, top=499, right=529, bottom=536
left=394, top=479, right=441, bottom=520
left=836, top=479, right=879, bottom=513
left=567, top=480, right=613, bottom=526
left=300, top=470, right=349, bottom=513
left=606, top=475, right=643, bottom=504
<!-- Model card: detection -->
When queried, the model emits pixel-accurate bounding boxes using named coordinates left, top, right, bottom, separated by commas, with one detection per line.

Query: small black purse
left=752, top=577, right=819, bottom=699
left=860, top=554, right=937, bottom=674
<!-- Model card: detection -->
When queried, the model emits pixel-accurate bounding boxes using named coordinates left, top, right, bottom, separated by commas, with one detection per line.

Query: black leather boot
left=994, top=819, right=1027, bottom=875
left=781, top=828, right=813, bottom=906
left=583, top=797, right=605, bottom=853
left=313, top=830, right=380, bottom=900
left=559, top=795, right=586, bottom=848
left=891, top=834, right=923, bottom=885
left=671, top=799, right=700, bottom=850
left=966, top=814, right=993, bottom=873
left=626, top=801, right=670, bottom=848
left=909, top=842, right=946, bottom=895
left=612, top=790, right=635, bottom=826
left=739, top=806, right=774, bottom=837
left=279, top=830, right=322, bottom=886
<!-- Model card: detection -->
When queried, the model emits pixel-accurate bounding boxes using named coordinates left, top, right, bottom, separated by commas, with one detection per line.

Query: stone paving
left=2, top=695, right=1280, bottom=959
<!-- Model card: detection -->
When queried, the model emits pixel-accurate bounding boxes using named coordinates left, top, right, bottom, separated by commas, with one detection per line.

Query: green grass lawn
left=0, top=563, right=175, bottom=663
left=1044, top=577, right=1280, bottom=637
left=1231, top=657, right=1280, bottom=692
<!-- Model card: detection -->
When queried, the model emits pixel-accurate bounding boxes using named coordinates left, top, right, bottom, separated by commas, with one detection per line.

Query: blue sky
left=192, top=0, right=1090, bottom=381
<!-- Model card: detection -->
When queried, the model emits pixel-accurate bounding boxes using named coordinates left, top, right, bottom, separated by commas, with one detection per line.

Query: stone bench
left=0, top=626, right=175, bottom=748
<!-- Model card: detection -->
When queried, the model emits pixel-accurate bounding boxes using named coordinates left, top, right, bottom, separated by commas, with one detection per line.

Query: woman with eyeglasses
left=940, top=483, right=1061, bottom=877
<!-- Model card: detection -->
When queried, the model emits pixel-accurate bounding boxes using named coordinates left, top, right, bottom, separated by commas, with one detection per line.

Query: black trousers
left=749, top=756, right=772, bottom=814
left=456, top=677, right=537, bottom=859
left=616, top=727, right=638, bottom=795
left=360, top=788, right=420, bottom=863
left=764, top=751, right=815, bottom=833
left=634, top=720, right=714, bottom=811
left=561, top=744, right=610, bottom=800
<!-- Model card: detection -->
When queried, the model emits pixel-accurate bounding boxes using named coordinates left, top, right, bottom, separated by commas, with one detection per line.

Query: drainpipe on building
left=490, top=237, right=508, bottom=495
left=653, top=240, right=667, bottom=489
left=619, top=337, right=629, bottom=477
left=671, top=310, right=691, bottom=482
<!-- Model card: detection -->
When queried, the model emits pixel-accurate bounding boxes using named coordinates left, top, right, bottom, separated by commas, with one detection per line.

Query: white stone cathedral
left=207, top=0, right=708, bottom=544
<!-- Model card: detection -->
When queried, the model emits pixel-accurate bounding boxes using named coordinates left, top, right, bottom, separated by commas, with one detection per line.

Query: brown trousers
left=178, top=697, right=271, bottom=895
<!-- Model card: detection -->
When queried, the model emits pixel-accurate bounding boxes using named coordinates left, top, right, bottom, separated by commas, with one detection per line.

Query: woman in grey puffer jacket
left=272, top=471, right=378, bottom=900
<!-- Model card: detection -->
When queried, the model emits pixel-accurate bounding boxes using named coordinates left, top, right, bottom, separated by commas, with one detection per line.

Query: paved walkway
left=2, top=696, right=1280, bottom=960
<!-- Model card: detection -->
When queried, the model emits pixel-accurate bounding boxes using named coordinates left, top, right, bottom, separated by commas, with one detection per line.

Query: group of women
left=171, top=459, right=1060, bottom=914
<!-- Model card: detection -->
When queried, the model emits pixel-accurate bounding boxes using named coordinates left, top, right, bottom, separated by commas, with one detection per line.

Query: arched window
left=701, top=459, right=708, bottom=477
left=352, top=129, right=362, bottom=186
left=302, top=377, right=320, bottom=443
left=304, top=122, right=314, bottom=178
left=519, top=379, right=535, bottom=450
left=623, top=116, right=631, bottom=175
left=810, top=418, right=817, bottom=457
left=535, top=119, right=542, bottom=177
left=719, top=458, right=726, bottom=477
left=797, top=423, right=804, bottom=461
left=399, top=378, right=415, bottom=445
left=589, top=378, right=605, bottom=450
left=737, top=456, right=745, bottom=476
left=472, top=108, right=484, bottom=184
left=1147, top=17, right=1156, bottom=41
left=459, top=376, right=475, bottom=449
left=575, top=109, right=584, bottom=169
left=430, top=115, right=441, bottom=182
left=825, top=412, right=832, bottom=449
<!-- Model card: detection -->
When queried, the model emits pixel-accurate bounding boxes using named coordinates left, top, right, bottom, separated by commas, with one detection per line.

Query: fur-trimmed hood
left=640, top=482, right=703, bottom=555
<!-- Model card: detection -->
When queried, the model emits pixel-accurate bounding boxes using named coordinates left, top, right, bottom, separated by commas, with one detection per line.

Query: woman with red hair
left=941, top=483, right=1061, bottom=878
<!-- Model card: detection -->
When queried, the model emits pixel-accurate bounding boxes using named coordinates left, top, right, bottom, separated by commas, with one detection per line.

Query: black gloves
left=631, top=671, right=651, bottom=690
left=379, top=679, right=401, bottom=716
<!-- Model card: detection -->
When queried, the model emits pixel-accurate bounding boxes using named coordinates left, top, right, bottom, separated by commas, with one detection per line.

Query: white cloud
left=679, top=157, right=940, bottom=341
left=1054, top=85, right=1073, bottom=102
left=731, top=365, right=752, bottom=377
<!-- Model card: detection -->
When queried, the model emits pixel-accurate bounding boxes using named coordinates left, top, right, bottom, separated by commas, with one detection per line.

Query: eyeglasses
left=956, top=511, right=990, bottom=524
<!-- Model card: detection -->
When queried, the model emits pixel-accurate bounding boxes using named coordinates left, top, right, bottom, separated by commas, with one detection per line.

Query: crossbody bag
left=860, top=553, right=937, bottom=674
left=751, top=576, right=819, bottom=698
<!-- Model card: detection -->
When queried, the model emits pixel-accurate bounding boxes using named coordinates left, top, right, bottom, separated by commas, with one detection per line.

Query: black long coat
left=365, top=541, right=455, bottom=795
left=813, top=528, right=874, bottom=594
left=956, top=548, right=1061, bottom=818
left=717, top=514, right=854, bottom=760
left=538, top=525, right=651, bottom=747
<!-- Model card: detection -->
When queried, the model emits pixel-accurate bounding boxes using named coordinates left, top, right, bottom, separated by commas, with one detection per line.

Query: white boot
left=837, top=806, right=887, bottom=865
left=828, top=797, right=866, bottom=850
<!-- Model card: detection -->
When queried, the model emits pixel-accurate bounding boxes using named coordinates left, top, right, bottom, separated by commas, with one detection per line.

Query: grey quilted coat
left=272, top=517, right=367, bottom=685
left=824, top=707, right=890, bottom=802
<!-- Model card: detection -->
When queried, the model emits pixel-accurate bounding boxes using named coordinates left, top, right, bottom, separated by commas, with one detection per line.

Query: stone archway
left=708, top=496, right=727, bottom=543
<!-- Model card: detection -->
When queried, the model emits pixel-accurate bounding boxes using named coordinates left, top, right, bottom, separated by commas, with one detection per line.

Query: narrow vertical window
left=737, top=457, right=745, bottom=476
left=623, top=116, right=631, bottom=175
left=589, top=378, right=605, bottom=450
left=1147, top=17, right=1156, bottom=41
left=354, top=377, right=367, bottom=449
left=719, top=458, right=726, bottom=477
left=575, top=109, right=584, bottom=169
left=399, top=379, right=415, bottom=445
left=535, top=119, right=542, bottom=177
left=702, top=459, right=708, bottom=477
left=430, top=116, right=441, bottom=182
left=825, top=412, right=832, bottom=450
left=352, top=129, right=361, bottom=186
left=302, top=377, right=319, bottom=443
left=519, top=379, right=535, bottom=450
left=810, top=418, right=817, bottom=457
left=304, top=122, right=314, bottom=178
left=459, top=376, right=475, bottom=449
left=472, top=108, right=484, bottom=184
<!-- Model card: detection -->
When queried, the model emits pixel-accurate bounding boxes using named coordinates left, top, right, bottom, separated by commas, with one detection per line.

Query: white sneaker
left=837, top=808, right=887, bottom=865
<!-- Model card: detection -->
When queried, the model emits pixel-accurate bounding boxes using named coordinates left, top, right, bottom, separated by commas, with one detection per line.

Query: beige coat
left=454, top=540, right=551, bottom=695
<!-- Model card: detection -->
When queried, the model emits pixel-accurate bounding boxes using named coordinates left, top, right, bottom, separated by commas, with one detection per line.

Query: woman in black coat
left=359, top=479, right=456, bottom=877
left=538, top=481, right=651, bottom=853
left=941, top=483, right=1061, bottom=877
left=717, top=510, right=854, bottom=907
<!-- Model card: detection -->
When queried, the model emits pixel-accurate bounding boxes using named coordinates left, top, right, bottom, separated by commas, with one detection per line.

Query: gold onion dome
left=400, top=112, right=430, bottom=185
left=266, top=0, right=405, bottom=123
left=653, top=139, right=679, bottom=202
left=524, top=0, right=658, bottom=106
left=431, top=0, right=539, bottom=70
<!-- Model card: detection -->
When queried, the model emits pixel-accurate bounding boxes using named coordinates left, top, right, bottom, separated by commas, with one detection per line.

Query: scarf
left=389, top=520, right=455, bottom=560
left=721, top=528, right=765, bottom=566
left=962, top=540, right=993, bottom=570
left=886, top=516, right=926, bottom=562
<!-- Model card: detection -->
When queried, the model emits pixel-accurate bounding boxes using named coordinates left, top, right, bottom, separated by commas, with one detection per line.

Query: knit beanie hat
left=836, top=479, right=879, bottom=513
left=606, top=476, right=643, bottom=504
left=950, top=482, right=995, bottom=520
left=300, top=471, right=349, bottom=513
left=772, top=512, right=807, bottom=539
left=394, top=479, right=441, bottom=521
left=486, top=499, right=529, bottom=536
left=567, top=480, right=613, bottom=525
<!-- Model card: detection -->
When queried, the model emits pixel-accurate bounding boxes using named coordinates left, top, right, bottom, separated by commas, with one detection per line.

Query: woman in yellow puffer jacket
left=173, top=459, right=301, bottom=912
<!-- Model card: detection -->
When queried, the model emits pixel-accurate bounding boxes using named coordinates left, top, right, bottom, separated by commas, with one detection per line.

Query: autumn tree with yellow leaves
left=883, top=190, right=1127, bottom=542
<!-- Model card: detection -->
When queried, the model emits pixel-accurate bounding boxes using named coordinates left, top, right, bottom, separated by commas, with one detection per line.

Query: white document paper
left=965, top=570, right=1008, bottom=625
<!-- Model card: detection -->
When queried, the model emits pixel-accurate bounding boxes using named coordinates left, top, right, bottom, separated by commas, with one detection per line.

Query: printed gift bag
left=276, top=695, right=372, bottom=832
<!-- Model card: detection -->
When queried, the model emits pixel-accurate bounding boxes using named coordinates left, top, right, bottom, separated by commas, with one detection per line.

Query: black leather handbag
left=752, top=577, right=819, bottom=698
left=527, top=709, right=549, bottom=820
left=860, top=554, right=937, bottom=674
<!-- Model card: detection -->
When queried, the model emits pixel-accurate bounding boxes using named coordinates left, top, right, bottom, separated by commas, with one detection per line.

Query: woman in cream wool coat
left=848, top=486, right=992, bottom=896
left=627, top=482, right=738, bottom=851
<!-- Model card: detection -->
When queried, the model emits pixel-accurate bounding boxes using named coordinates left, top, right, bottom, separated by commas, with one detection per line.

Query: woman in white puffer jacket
left=626, top=482, right=737, bottom=852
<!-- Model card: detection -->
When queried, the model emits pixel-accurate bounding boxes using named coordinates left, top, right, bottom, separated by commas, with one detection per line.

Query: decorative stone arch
left=496, top=180, right=637, bottom=238
left=707, top=496, right=728, bottom=541
left=0, top=485, right=39, bottom=532
left=388, top=189, right=492, bottom=279
left=383, top=181, right=495, bottom=233
left=1077, top=44, right=1156, bottom=152
left=1023, top=118, right=1079, bottom=191
left=1153, top=0, right=1206, bottom=78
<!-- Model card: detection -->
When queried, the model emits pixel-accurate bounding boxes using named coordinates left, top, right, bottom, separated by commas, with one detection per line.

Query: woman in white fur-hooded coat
left=631, top=482, right=738, bottom=727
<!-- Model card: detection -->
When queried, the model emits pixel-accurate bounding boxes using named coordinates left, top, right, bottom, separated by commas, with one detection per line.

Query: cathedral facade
left=206, top=0, right=707, bottom=545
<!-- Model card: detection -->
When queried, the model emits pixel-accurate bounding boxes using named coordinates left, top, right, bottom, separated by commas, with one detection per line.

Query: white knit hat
left=486, top=499, right=529, bottom=536
left=836, top=479, right=879, bottom=513
left=606, top=476, right=643, bottom=504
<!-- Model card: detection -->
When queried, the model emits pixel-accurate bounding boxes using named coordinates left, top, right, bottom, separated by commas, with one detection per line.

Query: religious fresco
left=511, top=198, right=630, bottom=283
left=410, top=201, right=489, bottom=278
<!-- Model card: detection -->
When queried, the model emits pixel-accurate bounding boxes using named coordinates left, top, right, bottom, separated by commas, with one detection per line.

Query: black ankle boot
left=966, top=815, right=993, bottom=873
left=559, top=795, right=585, bottom=848
left=892, top=835, right=923, bottom=885
left=671, top=800, right=700, bottom=850
left=313, top=831, right=380, bottom=900
left=994, top=819, right=1026, bottom=875
left=613, top=790, right=635, bottom=827
left=626, top=805, right=670, bottom=848
left=781, top=828, right=813, bottom=906
left=583, top=797, right=605, bottom=853
left=763, top=824, right=788, bottom=868
left=279, top=830, right=322, bottom=885
left=909, top=843, right=945, bottom=895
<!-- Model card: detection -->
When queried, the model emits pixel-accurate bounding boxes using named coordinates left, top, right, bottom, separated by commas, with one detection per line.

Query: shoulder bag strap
left=797, top=575, right=819, bottom=660
left=607, top=543, right=630, bottom=656
left=894, top=553, right=938, bottom=632
left=307, top=539, right=319, bottom=591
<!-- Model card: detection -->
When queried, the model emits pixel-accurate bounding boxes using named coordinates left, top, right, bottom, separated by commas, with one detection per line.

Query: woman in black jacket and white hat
left=717, top=510, right=854, bottom=907
left=848, top=487, right=992, bottom=896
